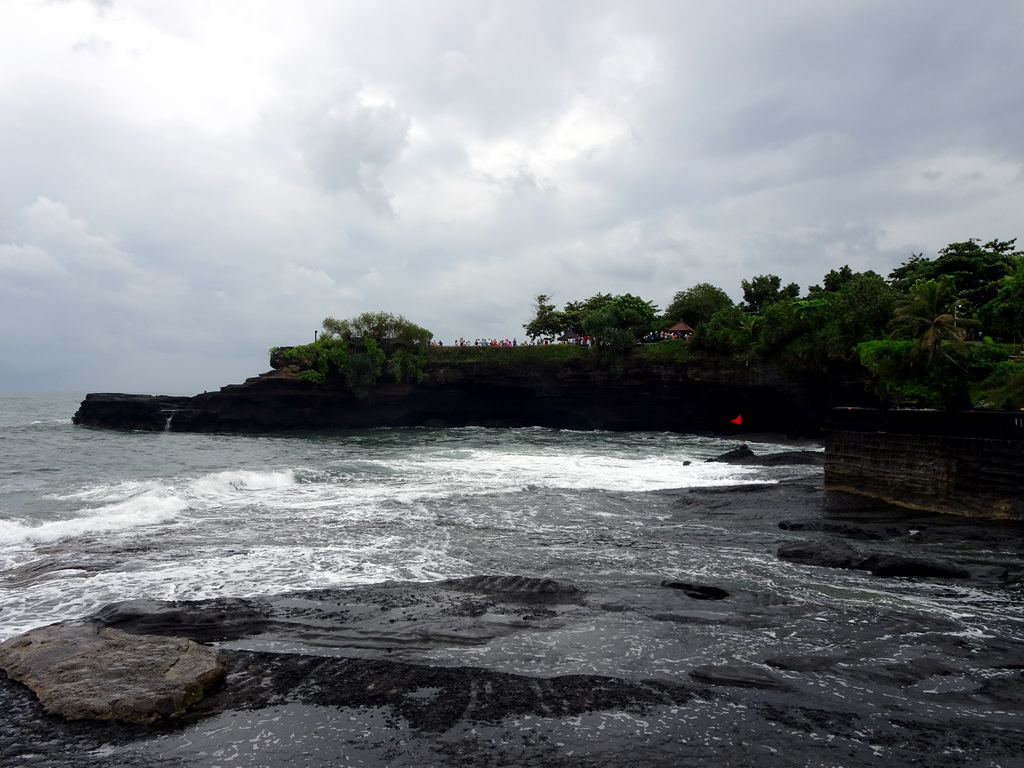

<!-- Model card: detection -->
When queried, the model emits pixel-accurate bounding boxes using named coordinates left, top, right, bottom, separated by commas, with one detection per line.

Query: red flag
left=730, top=414, right=743, bottom=425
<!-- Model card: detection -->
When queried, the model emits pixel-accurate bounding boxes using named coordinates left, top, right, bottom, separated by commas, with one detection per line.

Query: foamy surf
left=187, top=469, right=298, bottom=499
left=0, top=487, right=187, bottom=546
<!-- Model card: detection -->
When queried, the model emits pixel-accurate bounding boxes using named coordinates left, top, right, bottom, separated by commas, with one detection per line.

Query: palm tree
left=891, top=278, right=975, bottom=364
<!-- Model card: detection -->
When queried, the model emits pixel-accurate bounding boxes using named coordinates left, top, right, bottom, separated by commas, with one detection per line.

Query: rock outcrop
left=72, top=355, right=849, bottom=435
left=778, top=538, right=972, bottom=579
left=0, top=623, right=226, bottom=723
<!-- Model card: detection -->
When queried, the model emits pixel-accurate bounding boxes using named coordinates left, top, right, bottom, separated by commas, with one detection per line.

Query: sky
left=1, top=0, right=1021, bottom=393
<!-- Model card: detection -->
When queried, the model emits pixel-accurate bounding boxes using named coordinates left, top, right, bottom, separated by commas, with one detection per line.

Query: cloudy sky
left=2, top=0, right=1021, bottom=393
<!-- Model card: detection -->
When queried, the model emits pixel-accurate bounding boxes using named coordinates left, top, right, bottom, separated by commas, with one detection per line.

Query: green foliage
left=888, top=238, right=1021, bottom=312
left=890, top=277, right=975, bottom=364
left=634, top=339, right=700, bottom=363
left=664, top=283, right=734, bottom=328
left=690, top=305, right=758, bottom=356
left=322, top=311, right=432, bottom=352
left=582, top=294, right=659, bottom=356
left=856, top=339, right=1006, bottom=409
left=281, top=338, right=349, bottom=385
left=281, top=312, right=431, bottom=396
left=523, top=294, right=564, bottom=340
left=973, top=361, right=1024, bottom=410
left=740, top=274, right=800, bottom=314
left=522, top=292, right=659, bottom=346
left=822, top=272, right=897, bottom=358
left=978, top=259, right=1024, bottom=343
left=562, top=293, right=614, bottom=336
left=807, top=265, right=856, bottom=295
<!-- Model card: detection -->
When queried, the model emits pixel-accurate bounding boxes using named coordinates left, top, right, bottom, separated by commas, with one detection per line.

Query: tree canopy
left=888, top=238, right=1021, bottom=312
left=664, top=283, right=733, bottom=328
left=278, top=312, right=432, bottom=394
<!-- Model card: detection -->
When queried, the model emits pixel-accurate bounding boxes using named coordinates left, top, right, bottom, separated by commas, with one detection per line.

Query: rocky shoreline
left=4, top=472, right=1024, bottom=768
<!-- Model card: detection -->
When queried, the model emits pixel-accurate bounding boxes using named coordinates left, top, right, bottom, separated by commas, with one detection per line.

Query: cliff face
left=72, top=355, right=846, bottom=435
left=825, top=409, right=1024, bottom=520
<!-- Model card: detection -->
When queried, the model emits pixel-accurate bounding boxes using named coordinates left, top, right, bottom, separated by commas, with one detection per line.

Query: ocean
left=0, top=390, right=824, bottom=640
left=2, top=391, right=1019, bottom=644
left=5, top=391, right=1024, bottom=766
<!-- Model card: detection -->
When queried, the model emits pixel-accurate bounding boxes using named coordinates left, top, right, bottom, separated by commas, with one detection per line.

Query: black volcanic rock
left=708, top=444, right=757, bottom=462
left=861, top=554, right=971, bottom=579
left=777, top=539, right=866, bottom=570
left=72, top=355, right=849, bottom=434
left=660, top=580, right=730, bottom=600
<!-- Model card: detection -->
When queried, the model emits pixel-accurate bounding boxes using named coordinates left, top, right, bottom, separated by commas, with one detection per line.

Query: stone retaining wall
left=825, top=409, right=1024, bottom=519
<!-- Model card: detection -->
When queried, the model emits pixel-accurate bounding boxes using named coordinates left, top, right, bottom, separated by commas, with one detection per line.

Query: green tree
left=581, top=294, right=659, bottom=352
left=857, top=338, right=1006, bottom=409
left=663, top=283, right=734, bottom=328
left=321, top=311, right=432, bottom=352
left=973, top=361, right=1024, bottom=409
left=978, top=259, right=1024, bottom=343
left=281, top=311, right=432, bottom=394
left=819, top=271, right=897, bottom=361
left=889, top=238, right=1021, bottom=310
left=690, top=305, right=758, bottom=356
left=890, top=278, right=974, bottom=364
left=807, top=265, right=855, bottom=296
left=561, top=293, right=614, bottom=336
left=522, top=294, right=564, bottom=340
left=740, top=274, right=800, bottom=314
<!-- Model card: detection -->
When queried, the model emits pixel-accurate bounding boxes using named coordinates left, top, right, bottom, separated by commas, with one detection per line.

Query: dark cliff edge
left=72, top=354, right=1024, bottom=519
left=72, top=355, right=859, bottom=436
left=825, top=408, right=1024, bottom=520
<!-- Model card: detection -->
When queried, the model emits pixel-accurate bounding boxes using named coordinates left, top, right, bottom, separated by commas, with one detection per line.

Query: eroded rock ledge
left=3, top=552, right=1024, bottom=766
left=71, top=356, right=845, bottom=434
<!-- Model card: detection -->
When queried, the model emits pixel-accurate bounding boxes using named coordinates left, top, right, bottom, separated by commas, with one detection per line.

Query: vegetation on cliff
left=273, top=312, right=431, bottom=396
left=274, top=238, right=1021, bottom=411
left=523, top=237, right=1022, bottom=410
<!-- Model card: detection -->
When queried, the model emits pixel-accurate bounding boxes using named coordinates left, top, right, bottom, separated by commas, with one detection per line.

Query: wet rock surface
left=0, top=624, right=225, bottom=723
left=3, top=483, right=1024, bottom=767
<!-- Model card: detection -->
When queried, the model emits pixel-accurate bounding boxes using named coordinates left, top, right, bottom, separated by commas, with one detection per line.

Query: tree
left=740, top=274, right=800, bottom=314
left=690, top=305, right=759, bottom=356
left=979, top=259, right=1024, bottom=343
left=523, top=294, right=563, bottom=340
left=819, top=271, right=897, bottom=361
left=581, top=294, right=659, bottom=352
left=973, top=361, right=1024, bottom=409
left=561, top=293, right=614, bottom=336
left=857, top=338, right=1006, bottom=409
left=890, top=278, right=974, bottom=365
left=322, top=311, right=432, bottom=352
left=663, top=283, right=734, bottom=328
left=889, top=238, right=1021, bottom=311
left=807, top=265, right=855, bottom=296
left=280, top=312, right=432, bottom=392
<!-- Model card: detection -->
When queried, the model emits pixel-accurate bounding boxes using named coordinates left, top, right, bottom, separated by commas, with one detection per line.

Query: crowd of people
left=432, top=337, right=585, bottom=347
left=430, top=331, right=691, bottom=347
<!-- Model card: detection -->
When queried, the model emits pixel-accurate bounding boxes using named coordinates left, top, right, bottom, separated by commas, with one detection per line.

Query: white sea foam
left=188, top=469, right=297, bottom=499
left=0, top=487, right=187, bottom=545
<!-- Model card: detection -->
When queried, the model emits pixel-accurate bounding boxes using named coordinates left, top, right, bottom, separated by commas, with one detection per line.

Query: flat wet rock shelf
left=3, top=481, right=1024, bottom=767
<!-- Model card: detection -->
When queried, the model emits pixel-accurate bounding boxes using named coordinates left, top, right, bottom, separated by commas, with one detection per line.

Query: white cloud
left=0, top=0, right=1021, bottom=391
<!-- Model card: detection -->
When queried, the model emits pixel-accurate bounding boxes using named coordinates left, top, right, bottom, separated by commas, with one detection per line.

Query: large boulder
left=860, top=554, right=971, bottom=579
left=777, top=539, right=865, bottom=570
left=0, top=622, right=225, bottom=723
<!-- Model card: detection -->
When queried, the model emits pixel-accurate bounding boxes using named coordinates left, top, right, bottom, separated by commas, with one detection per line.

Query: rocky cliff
left=73, top=354, right=855, bottom=435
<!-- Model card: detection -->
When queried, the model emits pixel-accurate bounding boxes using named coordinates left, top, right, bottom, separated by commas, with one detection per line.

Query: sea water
left=0, top=392, right=1019, bottom=649
left=0, top=392, right=819, bottom=639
